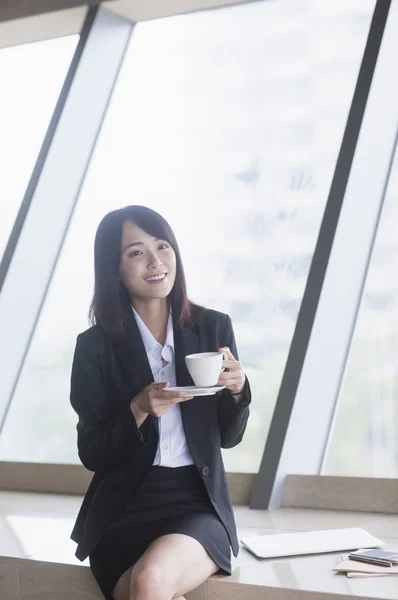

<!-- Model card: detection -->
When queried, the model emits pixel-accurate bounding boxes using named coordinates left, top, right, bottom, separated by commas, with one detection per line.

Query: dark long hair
left=89, top=205, right=196, bottom=339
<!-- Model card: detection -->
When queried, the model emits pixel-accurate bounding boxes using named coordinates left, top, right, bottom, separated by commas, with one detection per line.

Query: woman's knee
left=131, top=563, right=168, bottom=598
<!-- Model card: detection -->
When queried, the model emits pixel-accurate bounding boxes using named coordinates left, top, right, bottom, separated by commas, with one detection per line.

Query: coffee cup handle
left=221, top=351, right=228, bottom=372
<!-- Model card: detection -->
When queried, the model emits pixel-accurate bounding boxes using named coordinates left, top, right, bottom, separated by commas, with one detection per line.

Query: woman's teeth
left=145, top=274, right=166, bottom=282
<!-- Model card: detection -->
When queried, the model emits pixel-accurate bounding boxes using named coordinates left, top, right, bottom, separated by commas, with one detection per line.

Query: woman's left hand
left=217, top=347, right=245, bottom=394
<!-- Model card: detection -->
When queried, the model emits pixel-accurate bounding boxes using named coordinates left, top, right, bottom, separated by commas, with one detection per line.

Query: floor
left=1, top=490, right=398, bottom=599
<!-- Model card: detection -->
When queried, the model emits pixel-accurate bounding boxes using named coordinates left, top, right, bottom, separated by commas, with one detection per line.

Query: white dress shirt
left=133, top=308, right=195, bottom=467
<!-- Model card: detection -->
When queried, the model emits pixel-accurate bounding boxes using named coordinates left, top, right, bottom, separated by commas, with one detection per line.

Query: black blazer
left=70, top=307, right=251, bottom=561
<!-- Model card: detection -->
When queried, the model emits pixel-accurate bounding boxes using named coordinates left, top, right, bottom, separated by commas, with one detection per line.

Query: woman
left=70, top=205, right=251, bottom=600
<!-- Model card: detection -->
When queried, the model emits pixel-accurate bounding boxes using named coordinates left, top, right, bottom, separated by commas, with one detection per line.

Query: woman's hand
left=217, top=347, right=245, bottom=394
left=130, top=382, right=193, bottom=425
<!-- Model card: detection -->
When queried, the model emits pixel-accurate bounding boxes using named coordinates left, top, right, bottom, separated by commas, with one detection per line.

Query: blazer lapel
left=114, top=311, right=199, bottom=390
left=112, top=311, right=154, bottom=396
left=174, top=321, right=201, bottom=436
left=112, top=312, right=199, bottom=435
left=173, top=323, right=199, bottom=387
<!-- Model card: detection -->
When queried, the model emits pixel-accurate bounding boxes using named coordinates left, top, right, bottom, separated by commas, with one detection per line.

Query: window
left=323, top=143, right=398, bottom=477
left=0, top=0, right=374, bottom=469
left=0, top=35, right=79, bottom=260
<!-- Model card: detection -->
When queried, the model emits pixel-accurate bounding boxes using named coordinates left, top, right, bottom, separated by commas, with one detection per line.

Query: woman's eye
left=159, top=244, right=169, bottom=250
left=130, top=250, right=142, bottom=257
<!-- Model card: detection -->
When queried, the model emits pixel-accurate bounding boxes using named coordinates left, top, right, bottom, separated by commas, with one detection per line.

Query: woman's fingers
left=218, top=348, right=241, bottom=372
left=219, top=378, right=241, bottom=387
left=155, top=389, right=190, bottom=400
left=152, top=382, right=169, bottom=391
left=152, top=390, right=193, bottom=405
left=218, top=359, right=245, bottom=393
left=218, top=370, right=243, bottom=381
left=219, top=346, right=235, bottom=360
left=222, top=360, right=240, bottom=370
left=140, top=382, right=194, bottom=417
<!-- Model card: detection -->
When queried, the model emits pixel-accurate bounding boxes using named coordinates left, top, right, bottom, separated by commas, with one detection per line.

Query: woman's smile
left=144, top=273, right=168, bottom=283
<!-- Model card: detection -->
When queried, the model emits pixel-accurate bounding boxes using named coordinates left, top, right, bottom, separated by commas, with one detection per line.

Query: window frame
left=1, top=0, right=397, bottom=505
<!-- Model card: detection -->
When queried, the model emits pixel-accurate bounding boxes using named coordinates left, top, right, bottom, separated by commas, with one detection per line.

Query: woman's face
left=119, top=220, right=177, bottom=301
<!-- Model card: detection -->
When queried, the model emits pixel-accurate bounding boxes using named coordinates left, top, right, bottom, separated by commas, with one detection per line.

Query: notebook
left=240, top=527, right=384, bottom=559
left=333, top=554, right=398, bottom=577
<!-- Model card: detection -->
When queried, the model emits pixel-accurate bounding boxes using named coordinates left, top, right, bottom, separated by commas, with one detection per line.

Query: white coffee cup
left=185, top=352, right=227, bottom=387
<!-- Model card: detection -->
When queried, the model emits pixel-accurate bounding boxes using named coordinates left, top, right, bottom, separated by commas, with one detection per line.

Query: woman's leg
left=112, top=565, right=134, bottom=600
left=130, top=533, right=220, bottom=600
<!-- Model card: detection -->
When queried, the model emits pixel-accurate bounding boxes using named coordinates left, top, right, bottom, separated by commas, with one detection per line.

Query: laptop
left=240, top=527, right=384, bottom=559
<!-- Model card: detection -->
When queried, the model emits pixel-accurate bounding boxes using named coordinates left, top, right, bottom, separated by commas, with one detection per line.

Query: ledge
left=1, top=497, right=398, bottom=600
left=0, top=461, right=254, bottom=505
left=283, top=475, right=398, bottom=513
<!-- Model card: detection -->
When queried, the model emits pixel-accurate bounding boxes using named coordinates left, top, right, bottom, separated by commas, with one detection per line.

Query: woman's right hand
left=130, top=382, right=193, bottom=425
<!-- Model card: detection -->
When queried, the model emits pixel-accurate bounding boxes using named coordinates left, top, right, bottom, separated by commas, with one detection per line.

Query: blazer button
left=201, top=466, right=210, bottom=477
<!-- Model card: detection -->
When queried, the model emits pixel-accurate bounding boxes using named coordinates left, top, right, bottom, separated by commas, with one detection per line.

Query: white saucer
left=167, top=385, right=225, bottom=397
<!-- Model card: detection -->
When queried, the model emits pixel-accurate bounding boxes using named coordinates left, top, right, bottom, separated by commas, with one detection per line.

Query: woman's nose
left=147, top=253, right=162, bottom=268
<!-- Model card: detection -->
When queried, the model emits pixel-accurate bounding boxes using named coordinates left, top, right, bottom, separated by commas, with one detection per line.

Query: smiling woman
left=69, top=204, right=251, bottom=600
left=89, top=205, right=193, bottom=339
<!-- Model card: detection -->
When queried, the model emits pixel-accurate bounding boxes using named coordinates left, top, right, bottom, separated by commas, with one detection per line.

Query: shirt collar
left=132, top=307, right=174, bottom=354
left=164, top=311, right=174, bottom=350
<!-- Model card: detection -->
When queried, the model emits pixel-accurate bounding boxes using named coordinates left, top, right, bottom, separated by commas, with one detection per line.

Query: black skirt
left=89, top=465, right=232, bottom=599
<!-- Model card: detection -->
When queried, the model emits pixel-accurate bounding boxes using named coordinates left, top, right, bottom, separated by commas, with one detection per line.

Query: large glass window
left=323, top=143, right=398, bottom=477
left=0, top=35, right=79, bottom=261
left=0, top=0, right=374, bottom=470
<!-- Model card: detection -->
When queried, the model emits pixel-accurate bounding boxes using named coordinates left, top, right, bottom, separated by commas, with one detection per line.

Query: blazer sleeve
left=70, top=333, right=152, bottom=474
left=218, top=314, right=251, bottom=449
